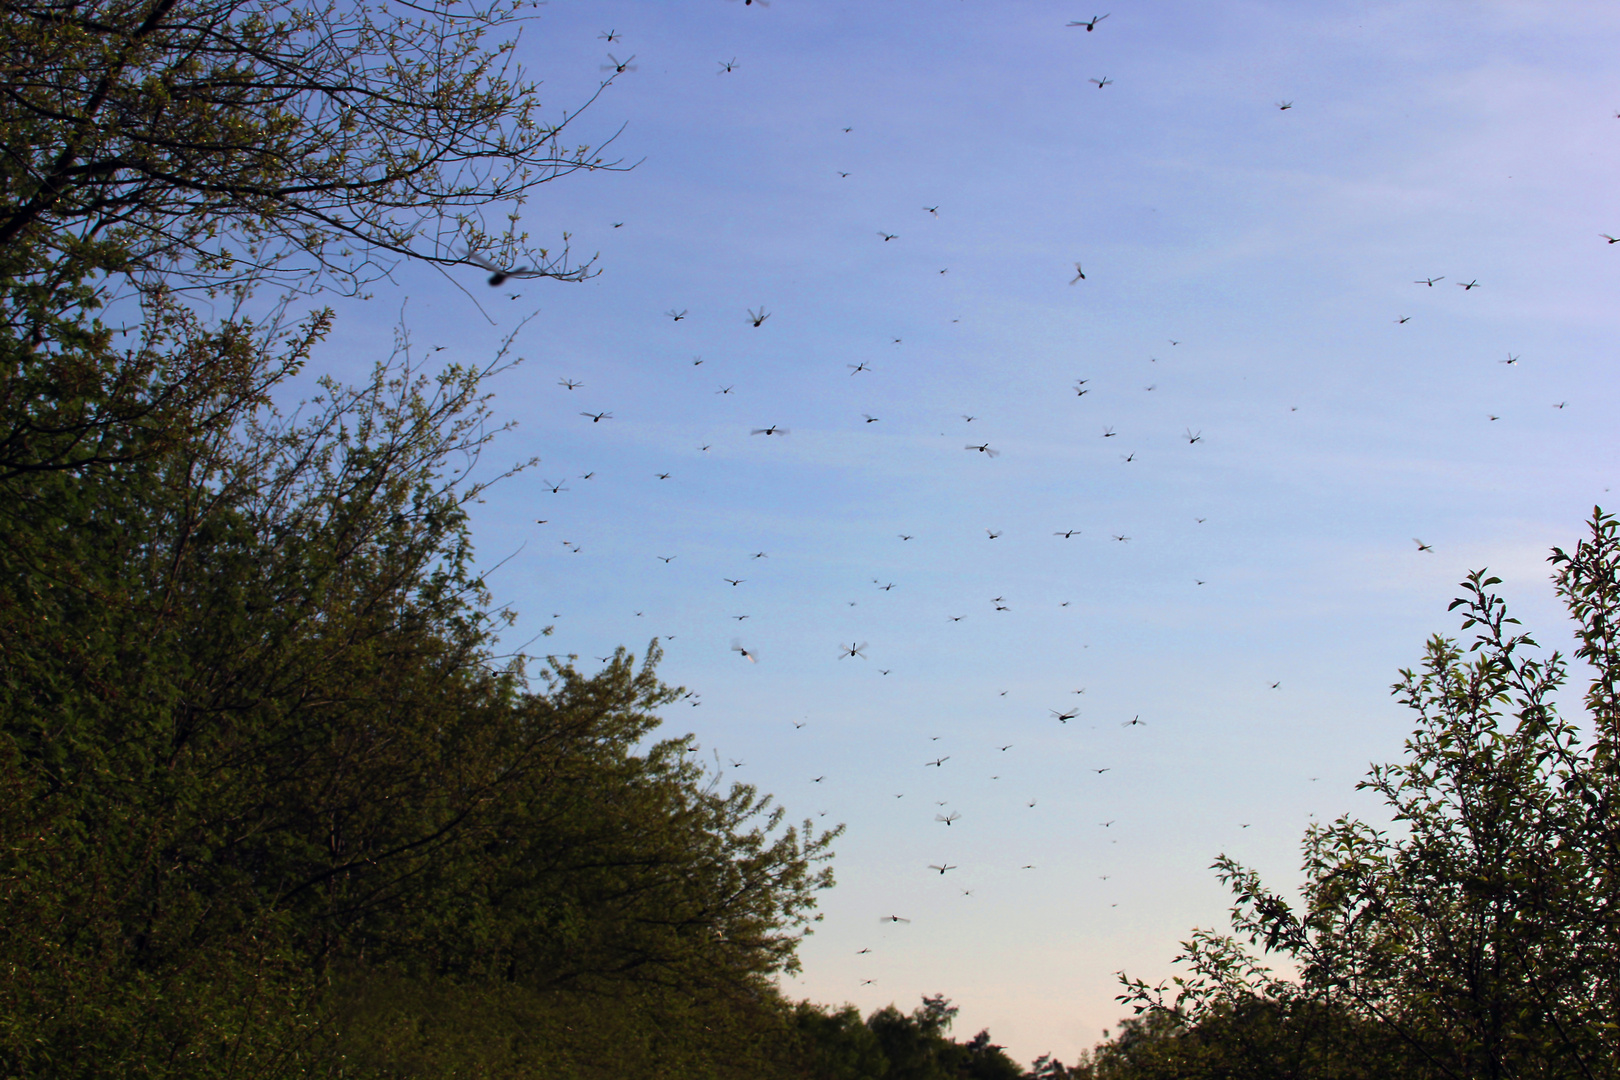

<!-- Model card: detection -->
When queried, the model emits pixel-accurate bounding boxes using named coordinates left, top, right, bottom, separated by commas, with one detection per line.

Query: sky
left=311, top=0, right=1620, bottom=1065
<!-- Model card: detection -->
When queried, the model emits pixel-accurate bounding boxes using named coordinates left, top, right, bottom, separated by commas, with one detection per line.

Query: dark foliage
left=1104, top=510, right=1620, bottom=1080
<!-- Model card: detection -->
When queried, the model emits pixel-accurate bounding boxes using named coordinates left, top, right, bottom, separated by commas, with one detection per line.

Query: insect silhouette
left=463, top=250, right=547, bottom=286
left=1055, top=529, right=1080, bottom=538
left=1112, top=534, right=1130, bottom=542
left=935, top=812, right=960, bottom=826
left=751, top=425, right=789, bottom=436
left=655, top=472, right=671, bottom=480
left=1074, top=383, right=1090, bottom=397
left=849, top=362, right=871, bottom=374
left=1051, top=709, right=1077, bottom=723
left=599, top=29, right=621, bottom=41
left=1123, top=715, right=1145, bottom=727
left=1070, top=262, right=1086, bottom=283
left=862, top=414, right=880, bottom=423
left=541, top=479, right=569, bottom=494
left=1414, top=538, right=1434, bottom=552
left=1121, top=452, right=1135, bottom=462
left=581, top=411, right=612, bottom=422
left=601, top=53, right=637, bottom=74
left=1277, top=100, right=1293, bottom=110
left=665, top=308, right=688, bottom=321
left=878, top=231, right=898, bottom=241
left=986, top=529, right=1002, bottom=539
left=558, top=378, right=583, bottom=390
left=924, top=205, right=940, bottom=216
left=1102, top=426, right=1116, bottom=437
left=928, top=864, right=957, bottom=875
left=1397, top=316, right=1411, bottom=323
left=1091, top=768, right=1111, bottom=774
left=752, top=551, right=768, bottom=558
left=657, top=555, right=676, bottom=563
left=961, top=414, right=977, bottom=422
left=837, top=171, right=850, bottom=178
left=716, top=385, right=734, bottom=395
left=881, top=915, right=910, bottom=924
left=731, top=640, right=759, bottom=663
left=1554, top=401, right=1567, bottom=409
left=1185, top=429, right=1203, bottom=444
left=1089, top=77, right=1113, bottom=89
left=1458, top=279, right=1480, bottom=290
left=926, top=756, right=949, bottom=767
left=747, top=306, right=771, bottom=326
left=1502, top=353, right=1519, bottom=365
left=966, top=443, right=1000, bottom=456
left=899, top=534, right=914, bottom=540
left=839, top=642, right=869, bottom=659
left=718, top=57, right=737, bottom=73
left=1068, top=13, right=1109, bottom=30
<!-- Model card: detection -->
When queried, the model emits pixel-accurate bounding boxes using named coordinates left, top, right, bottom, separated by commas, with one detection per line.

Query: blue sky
left=318, top=0, right=1620, bottom=1063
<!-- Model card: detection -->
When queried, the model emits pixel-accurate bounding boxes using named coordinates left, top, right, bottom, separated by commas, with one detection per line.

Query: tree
left=0, top=0, right=623, bottom=299
left=0, top=2, right=859, bottom=1076
left=0, top=325, right=840, bottom=1076
left=1117, top=508, right=1620, bottom=1080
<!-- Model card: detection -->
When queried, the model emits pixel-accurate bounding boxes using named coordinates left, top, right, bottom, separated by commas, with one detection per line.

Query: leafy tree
left=790, top=1002, right=890, bottom=1080
left=1, top=0, right=621, bottom=488
left=0, top=0, right=622, bottom=298
left=792, top=995, right=1023, bottom=1080
left=0, top=319, right=840, bottom=1076
left=1116, top=508, right=1620, bottom=1080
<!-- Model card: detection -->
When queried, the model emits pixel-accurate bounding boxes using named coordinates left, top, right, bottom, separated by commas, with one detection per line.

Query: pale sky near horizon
left=311, top=0, right=1620, bottom=1064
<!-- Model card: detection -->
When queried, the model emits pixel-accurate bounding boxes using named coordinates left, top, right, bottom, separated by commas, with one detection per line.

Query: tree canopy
left=0, top=3, right=853, bottom=1075
left=1, top=0, right=620, bottom=299
left=1105, top=509, right=1620, bottom=1080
